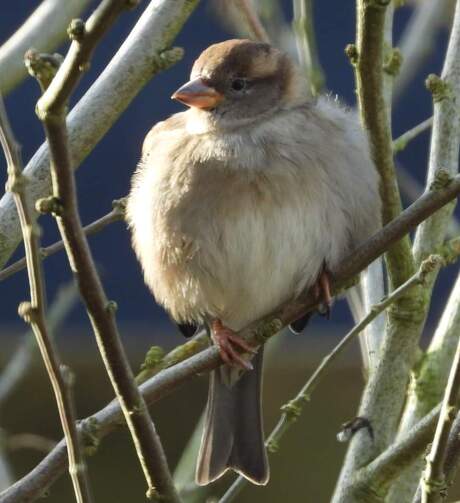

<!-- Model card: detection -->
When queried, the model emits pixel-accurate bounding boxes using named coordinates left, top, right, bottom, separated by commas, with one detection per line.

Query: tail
left=196, top=348, right=269, bottom=486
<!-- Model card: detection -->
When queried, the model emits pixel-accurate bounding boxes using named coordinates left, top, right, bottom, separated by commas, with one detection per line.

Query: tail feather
left=196, top=348, right=269, bottom=485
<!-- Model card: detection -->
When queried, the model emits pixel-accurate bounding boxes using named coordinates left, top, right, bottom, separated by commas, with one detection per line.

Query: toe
left=226, top=332, right=257, bottom=353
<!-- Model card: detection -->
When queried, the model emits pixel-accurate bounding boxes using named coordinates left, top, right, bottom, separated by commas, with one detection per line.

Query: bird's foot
left=312, top=267, right=333, bottom=318
left=211, top=319, right=256, bottom=370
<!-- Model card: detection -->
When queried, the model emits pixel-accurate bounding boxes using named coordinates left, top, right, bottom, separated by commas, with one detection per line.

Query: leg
left=211, top=319, right=256, bottom=370
left=290, top=265, right=333, bottom=333
left=313, top=266, right=333, bottom=317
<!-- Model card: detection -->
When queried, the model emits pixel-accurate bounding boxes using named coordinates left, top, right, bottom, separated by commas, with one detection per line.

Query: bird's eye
left=231, top=78, right=247, bottom=91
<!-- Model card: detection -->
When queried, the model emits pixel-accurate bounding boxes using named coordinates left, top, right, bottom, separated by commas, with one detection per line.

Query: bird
left=126, top=39, right=381, bottom=486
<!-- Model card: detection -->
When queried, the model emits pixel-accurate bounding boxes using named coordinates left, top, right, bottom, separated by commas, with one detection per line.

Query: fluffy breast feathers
left=126, top=96, right=381, bottom=330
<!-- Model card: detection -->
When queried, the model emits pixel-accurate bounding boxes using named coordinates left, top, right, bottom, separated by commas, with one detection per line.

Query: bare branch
left=388, top=1, right=460, bottom=498
left=412, top=410, right=460, bottom=503
left=35, top=1, right=137, bottom=116
left=0, top=96, right=92, bottom=502
left=0, top=282, right=78, bottom=406
left=393, top=117, right=433, bottom=153
left=413, top=10, right=460, bottom=266
left=441, top=411, right=460, bottom=493
left=334, top=1, right=452, bottom=498
left=292, top=0, right=325, bottom=95
left=0, top=200, right=125, bottom=283
left=0, top=0, right=194, bottom=270
left=4, top=434, right=56, bottom=455
left=394, top=0, right=445, bottom=101
left=360, top=404, right=441, bottom=495
left=27, top=1, right=181, bottom=500
left=357, top=1, right=395, bottom=374
left=348, top=1, right=414, bottom=288
left=233, top=0, right=270, bottom=42
left=0, top=0, right=92, bottom=95
left=420, top=289, right=460, bottom=500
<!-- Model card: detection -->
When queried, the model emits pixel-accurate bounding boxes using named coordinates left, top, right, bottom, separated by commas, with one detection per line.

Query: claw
left=211, top=319, right=255, bottom=370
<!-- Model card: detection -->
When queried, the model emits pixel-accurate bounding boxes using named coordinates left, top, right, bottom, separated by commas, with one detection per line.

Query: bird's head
left=172, top=39, right=309, bottom=131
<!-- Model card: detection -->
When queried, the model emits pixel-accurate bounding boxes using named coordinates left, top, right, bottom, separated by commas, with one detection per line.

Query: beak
left=171, top=78, right=223, bottom=109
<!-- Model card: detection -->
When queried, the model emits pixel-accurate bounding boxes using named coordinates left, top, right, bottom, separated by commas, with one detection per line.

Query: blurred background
left=0, top=1, right=458, bottom=501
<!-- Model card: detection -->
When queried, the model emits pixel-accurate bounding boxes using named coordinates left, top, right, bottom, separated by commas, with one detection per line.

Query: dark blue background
left=0, top=1, right=453, bottom=331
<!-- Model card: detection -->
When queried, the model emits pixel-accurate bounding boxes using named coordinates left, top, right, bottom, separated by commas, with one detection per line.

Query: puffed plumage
left=126, top=39, right=381, bottom=486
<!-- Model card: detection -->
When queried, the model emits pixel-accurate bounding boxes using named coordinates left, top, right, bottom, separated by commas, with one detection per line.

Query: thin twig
left=255, top=0, right=294, bottom=53
left=292, top=0, right=325, bottom=95
left=28, top=1, right=180, bottom=500
left=0, top=0, right=92, bottom=95
left=440, top=410, right=460, bottom=494
left=2, top=180, right=460, bottom=503
left=4, top=433, right=57, bottom=454
left=0, top=0, right=194, bottom=270
left=413, top=411, right=460, bottom=503
left=420, top=393, right=458, bottom=502
left=0, top=282, right=78, bottom=406
left=393, top=117, right=434, bottom=153
left=0, top=96, right=92, bottom=503
left=393, top=0, right=445, bottom=101
left=420, top=316, right=460, bottom=500
left=219, top=255, right=447, bottom=503
left=233, top=0, right=270, bottom=42
left=0, top=200, right=125, bottom=282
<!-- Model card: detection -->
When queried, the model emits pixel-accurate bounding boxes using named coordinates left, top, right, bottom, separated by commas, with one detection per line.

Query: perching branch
left=0, top=0, right=196, bottom=270
left=0, top=0, right=92, bottom=95
left=250, top=171, right=460, bottom=341
left=219, top=254, right=448, bottom=503
left=3, top=167, right=460, bottom=503
left=27, top=1, right=181, bottom=501
left=0, top=96, right=92, bottom=503
left=0, top=199, right=125, bottom=283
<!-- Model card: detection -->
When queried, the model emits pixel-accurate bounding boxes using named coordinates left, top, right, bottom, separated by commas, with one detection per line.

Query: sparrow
left=126, top=39, right=381, bottom=486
